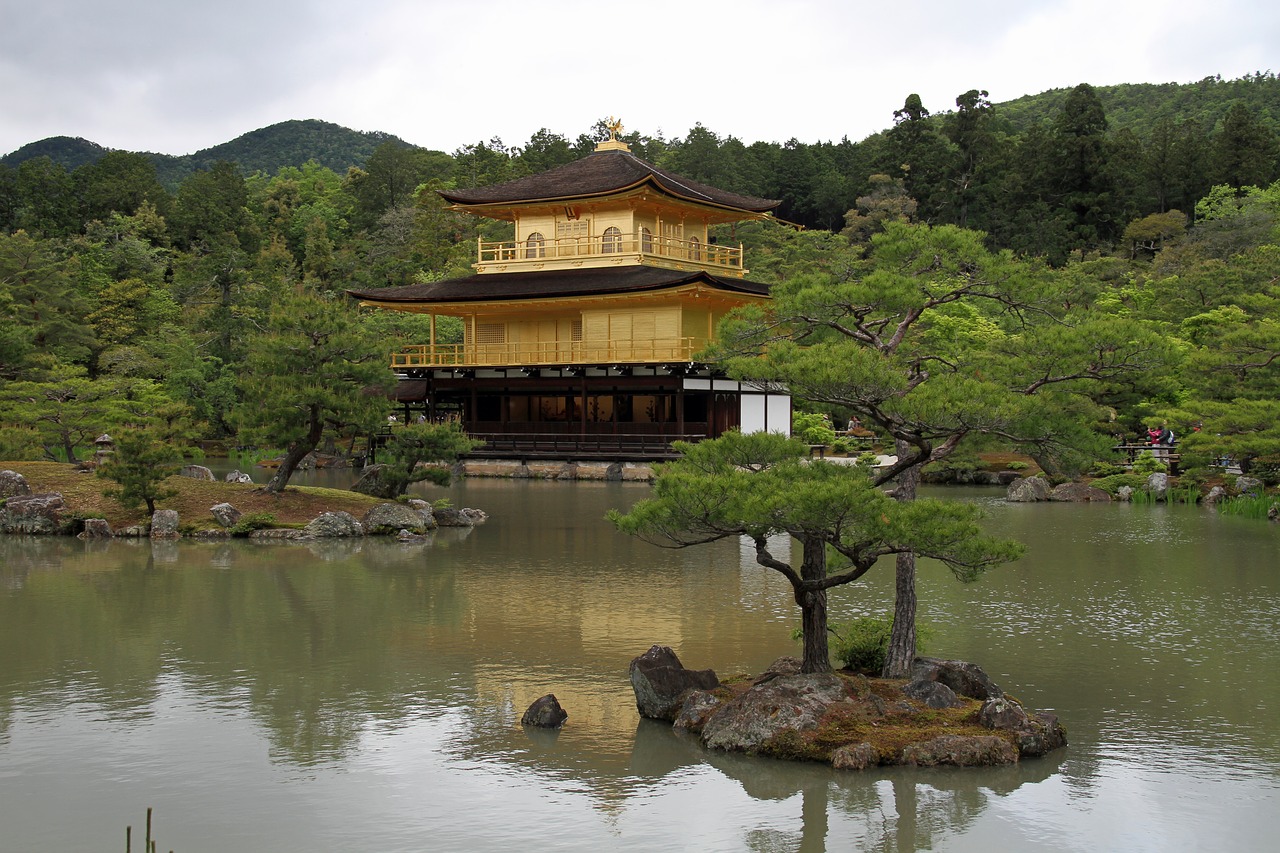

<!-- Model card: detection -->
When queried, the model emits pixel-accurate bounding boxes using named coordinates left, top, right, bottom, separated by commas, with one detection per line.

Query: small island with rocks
left=627, top=645, right=1066, bottom=769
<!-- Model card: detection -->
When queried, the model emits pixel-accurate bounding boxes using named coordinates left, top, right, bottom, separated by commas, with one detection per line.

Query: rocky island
left=629, top=645, right=1066, bottom=769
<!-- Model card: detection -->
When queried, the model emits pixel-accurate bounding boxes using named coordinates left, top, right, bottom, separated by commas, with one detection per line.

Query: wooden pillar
left=709, top=381, right=718, bottom=438
left=676, top=378, right=685, bottom=437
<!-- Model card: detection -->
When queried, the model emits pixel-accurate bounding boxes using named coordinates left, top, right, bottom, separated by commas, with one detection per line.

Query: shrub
left=1132, top=450, right=1168, bottom=475
left=822, top=614, right=931, bottom=674
left=1247, top=454, right=1280, bottom=486
left=1006, top=461, right=1028, bottom=471
left=791, top=411, right=836, bottom=447
left=228, top=512, right=277, bottom=537
left=1088, top=460, right=1125, bottom=478
left=1089, top=473, right=1147, bottom=495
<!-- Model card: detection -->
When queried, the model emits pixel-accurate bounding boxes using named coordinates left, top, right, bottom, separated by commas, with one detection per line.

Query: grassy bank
left=1, top=461, right=382, bottom=530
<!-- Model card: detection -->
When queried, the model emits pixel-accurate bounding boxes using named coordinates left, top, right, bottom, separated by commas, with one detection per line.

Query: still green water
left=1, top=479, right=1277, bottom=852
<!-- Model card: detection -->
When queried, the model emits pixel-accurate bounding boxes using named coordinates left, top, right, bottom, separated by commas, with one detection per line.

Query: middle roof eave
left=347, top=266, right=772, bottom=305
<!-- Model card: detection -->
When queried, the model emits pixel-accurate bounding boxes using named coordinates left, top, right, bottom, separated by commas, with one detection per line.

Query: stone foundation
left=454, top=460, right=655, bottom=482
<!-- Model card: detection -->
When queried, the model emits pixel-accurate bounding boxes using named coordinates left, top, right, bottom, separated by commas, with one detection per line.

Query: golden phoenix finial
left=606, top=116, right=624, bottom=141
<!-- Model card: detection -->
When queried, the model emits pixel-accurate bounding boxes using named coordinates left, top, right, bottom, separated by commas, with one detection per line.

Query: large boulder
left=304, top=511, right=364, bottom=538
left=1050, top=482, right=1111, bottom=502
left=899, top=734, right=1018, bottom=767
left=150, top=509, right=180, bottom=539
left=434, top=507, right=488, bottom=527
left=1006, top=476, right=1052, bottom=502
left=1235, top=476, right=1264, bottom=496
left=521, top=694, right=568, bottom=728
left=977, top=696, right=1068, bottom=757
left=628, top=645, right=720, bottom=722
left=1146, top=472, right=1169, bottom=500
left=832, top=742, right=879, bottom=771
left=178, top=465, right=215, bottom=481
left=911, top=658, right=1003, bottom=700
left=1, top=493, right=68, bottom=534
left=351, top=464, right=399, bottom=499
left=701, top=672, right=852, bottom=753
left=901, top=679, right=962, bottom=709
left=78, top=518, right=113, bottom=539
left=405, top=499, right=437, bottom=529
left=210, top=503, right=242, bottom=528
left=0, top=470, right=31, bottom=498
left=673, top=690, right=723, bottom=733
left=363, top=502, right=431, bottom=535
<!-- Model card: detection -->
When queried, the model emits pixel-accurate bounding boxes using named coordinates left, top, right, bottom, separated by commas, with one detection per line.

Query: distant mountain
left=2, top=119, right=420, bottom=189
left=1, top=136, right=112, bottom=171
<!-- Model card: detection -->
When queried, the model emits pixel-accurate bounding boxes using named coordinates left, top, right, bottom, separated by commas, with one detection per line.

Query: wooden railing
left=477, top=232, right=743, bottom=271
left=1113, top=443, right=1181, bottom=475
left=392, top=338, right=702, bottom=369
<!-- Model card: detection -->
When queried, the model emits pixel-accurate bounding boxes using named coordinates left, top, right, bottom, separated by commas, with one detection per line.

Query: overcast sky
left=2, top=0, right=1277, bottom=158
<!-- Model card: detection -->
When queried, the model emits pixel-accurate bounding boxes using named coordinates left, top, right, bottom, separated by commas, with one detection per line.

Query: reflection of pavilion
left=349, top=124, right=790, bottom=459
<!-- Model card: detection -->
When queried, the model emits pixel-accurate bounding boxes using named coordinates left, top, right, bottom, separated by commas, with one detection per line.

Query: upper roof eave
left=438, top=149, right=780, bottom=215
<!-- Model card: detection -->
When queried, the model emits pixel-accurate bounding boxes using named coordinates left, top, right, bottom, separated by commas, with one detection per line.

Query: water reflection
left=1, top=483, right=1279, bottom=851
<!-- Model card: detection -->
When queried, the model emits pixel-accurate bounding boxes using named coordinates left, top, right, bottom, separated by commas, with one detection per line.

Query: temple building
left=347, top=122, right=790, bottom=459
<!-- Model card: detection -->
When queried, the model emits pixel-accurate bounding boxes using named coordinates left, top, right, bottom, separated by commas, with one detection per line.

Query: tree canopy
left=610, top=432, right=1021, bottom=673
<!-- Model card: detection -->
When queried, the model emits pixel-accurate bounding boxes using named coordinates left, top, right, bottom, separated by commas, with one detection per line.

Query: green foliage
left=1088, top=460, right=1126, bottom=477
left=1132, top=450, right=1168, bottom=474
left=830, top=615, right=892, bottom=673
left=1006, top=461, right=1028, bottom=470
left=234, top=290, right=395, bottom=492
left=1089, top=473, right=1148, bottom=494
left=377, top=422, right=483, bottom=497
left=228, top=512, right=278, bottom=536
left=1217, top=494, right=1278, bottom=519
left=95, top=427, right=183, bottom=514
left=609, top=431, right=1022, bottom=673
left=1246, top=454, right=1280, bottom=486
left=791, top=411, right=836, bottom=446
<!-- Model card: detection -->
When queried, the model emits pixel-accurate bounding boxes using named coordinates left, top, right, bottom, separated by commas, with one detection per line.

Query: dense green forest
left=2, top=74, right=1279, bottom=483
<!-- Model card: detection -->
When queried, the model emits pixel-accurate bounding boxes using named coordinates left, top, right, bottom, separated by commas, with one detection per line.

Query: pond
left=1, top=478, right=1277, bottom=851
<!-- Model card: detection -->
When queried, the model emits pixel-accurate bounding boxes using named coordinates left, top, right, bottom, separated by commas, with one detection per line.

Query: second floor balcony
left=392, top=337, right=703, bottom=370
left=475, top=231, right=744, bottom=275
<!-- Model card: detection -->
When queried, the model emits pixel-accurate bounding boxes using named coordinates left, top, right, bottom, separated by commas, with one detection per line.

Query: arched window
left=640, top=226, right=653, bottom=254
left=689, top=235, right=702, bottom=261
left=601, top=226, right=622, bottom=254
left=525, top=231, right=545, bottom=259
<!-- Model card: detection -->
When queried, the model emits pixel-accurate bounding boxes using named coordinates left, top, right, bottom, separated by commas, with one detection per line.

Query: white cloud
left=1, top=0, right=1276, bottom=157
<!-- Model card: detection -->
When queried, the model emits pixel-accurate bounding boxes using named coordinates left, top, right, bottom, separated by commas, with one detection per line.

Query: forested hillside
left=2, top=120, right=420, bottom=190
left=2, top=74, right=1279, bottom=484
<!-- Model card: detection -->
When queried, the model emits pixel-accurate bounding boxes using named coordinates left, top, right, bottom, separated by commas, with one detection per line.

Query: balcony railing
left=392, top=338, right=701, bottom=369
left=476, top=232, right=743, bottom=272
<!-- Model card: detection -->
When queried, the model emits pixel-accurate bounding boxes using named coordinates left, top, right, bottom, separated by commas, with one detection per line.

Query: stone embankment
left=628, top=645, right=1066, bottom=770
left=0, top=468, right=486, bottom=540
left=1004, top=473, right=1269, bottom=504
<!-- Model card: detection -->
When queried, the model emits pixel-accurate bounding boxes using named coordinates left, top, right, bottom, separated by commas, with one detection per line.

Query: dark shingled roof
left=438, top=149, right=780, bottom=213
left=348, top=266, right=771, bottom=305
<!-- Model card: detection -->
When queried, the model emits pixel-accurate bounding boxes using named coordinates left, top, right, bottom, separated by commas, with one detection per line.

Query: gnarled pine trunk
left=264, top=405, right=323, bottom=494
left=883, top=441, right=921, bottom=677
left=798, top=532, right=832, bottom=673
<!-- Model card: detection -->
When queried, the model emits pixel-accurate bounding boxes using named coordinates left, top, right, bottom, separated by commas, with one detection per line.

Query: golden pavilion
left=347, top=123, right=791, bottom=459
